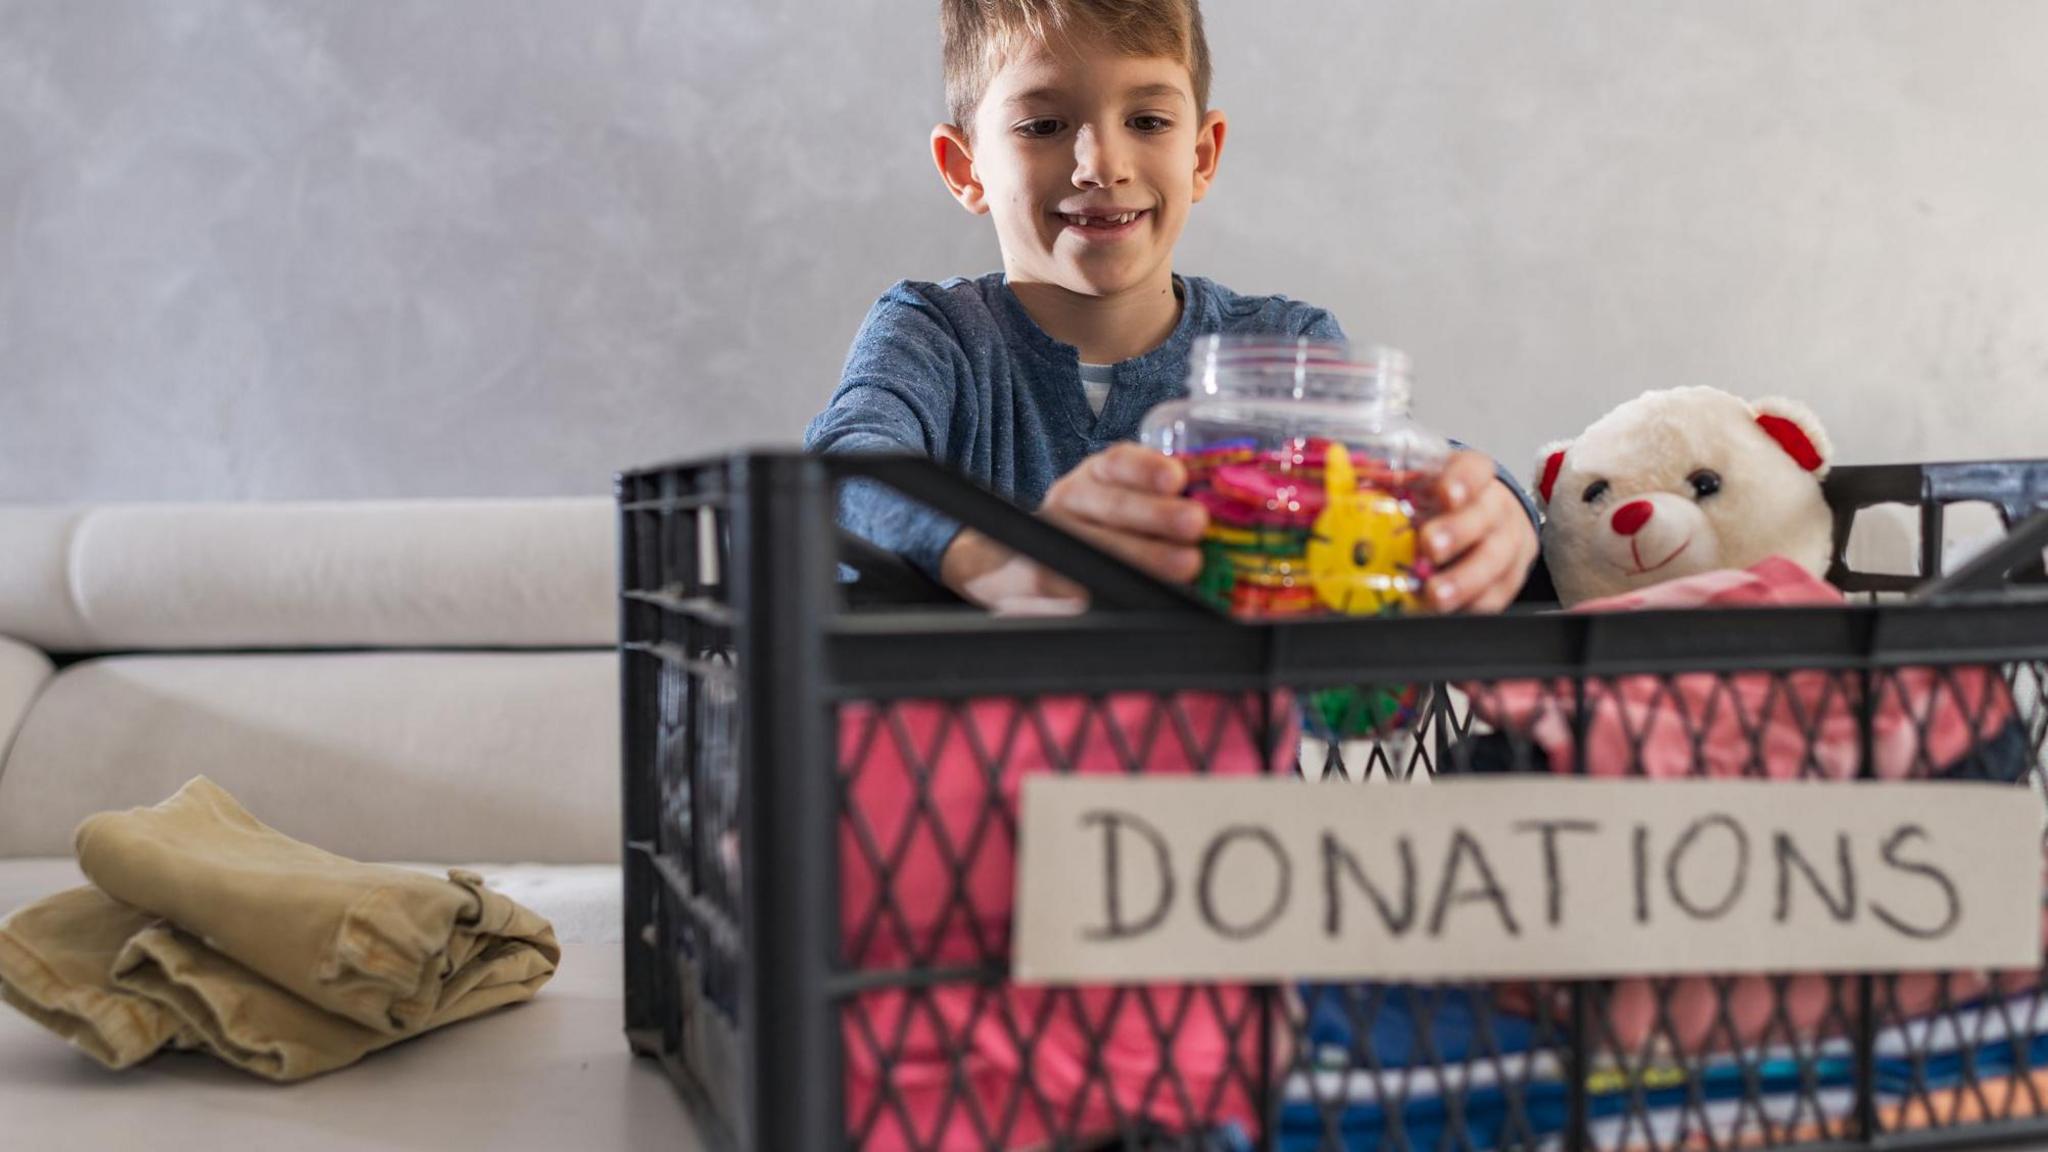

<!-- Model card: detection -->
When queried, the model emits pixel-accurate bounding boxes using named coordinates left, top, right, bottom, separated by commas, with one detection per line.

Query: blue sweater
left=805, top=272, right=1529, bottom=578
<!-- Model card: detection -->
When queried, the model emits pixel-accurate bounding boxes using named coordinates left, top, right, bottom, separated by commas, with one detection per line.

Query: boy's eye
left=1130, top=115, right=1173, bottom=133
left=1015, top=118, right=1064, bottom=138
left=1582, top=480, right=1609, bottom=504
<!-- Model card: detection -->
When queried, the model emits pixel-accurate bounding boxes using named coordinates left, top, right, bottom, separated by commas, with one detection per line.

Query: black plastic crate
left=620, top=451, right=2048, bottom=1152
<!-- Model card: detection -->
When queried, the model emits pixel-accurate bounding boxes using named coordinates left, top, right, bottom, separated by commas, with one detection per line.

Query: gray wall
left=3, top=1, right=2044, bottom=502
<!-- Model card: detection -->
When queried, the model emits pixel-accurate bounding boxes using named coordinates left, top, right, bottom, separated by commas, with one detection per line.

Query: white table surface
left=0, top=940, right=709, bottom=1152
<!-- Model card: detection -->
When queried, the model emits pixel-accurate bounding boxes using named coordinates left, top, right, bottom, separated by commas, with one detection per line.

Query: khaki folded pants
left=0, top=776, right=559, bottom=1080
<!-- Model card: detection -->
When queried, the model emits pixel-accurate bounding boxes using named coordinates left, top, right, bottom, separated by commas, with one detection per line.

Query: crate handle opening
left=829, top=454, right=1218, bottom=616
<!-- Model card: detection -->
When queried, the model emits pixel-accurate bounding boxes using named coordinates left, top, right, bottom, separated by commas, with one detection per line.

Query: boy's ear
left=931, top=124, right=989, bottom=215
left=1190, top=109, right=1227, bottom=203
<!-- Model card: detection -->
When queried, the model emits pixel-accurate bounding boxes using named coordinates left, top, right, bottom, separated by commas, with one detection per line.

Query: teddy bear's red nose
left=1610, top=500, right=1654, bottom=537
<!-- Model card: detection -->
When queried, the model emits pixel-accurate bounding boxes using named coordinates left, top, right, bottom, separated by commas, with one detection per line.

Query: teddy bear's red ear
left=1534, top=440, right=1571, bottom=509
left=1751, top=397, right=1833, bottom=479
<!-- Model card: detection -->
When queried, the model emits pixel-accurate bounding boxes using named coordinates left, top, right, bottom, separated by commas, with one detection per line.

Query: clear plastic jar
left=1140, top=336, right=1451, bottom=620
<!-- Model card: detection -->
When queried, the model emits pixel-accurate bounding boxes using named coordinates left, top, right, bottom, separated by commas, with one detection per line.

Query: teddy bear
left=1532, top=385, right=1834, bottom=606
left=1459, top=385, right=2037, bottom=1059
left=1505, top=383, right=2028, bottom=787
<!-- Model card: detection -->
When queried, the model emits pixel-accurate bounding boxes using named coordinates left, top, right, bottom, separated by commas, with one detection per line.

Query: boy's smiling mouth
left=1055, top=208, right=1150, bottom=237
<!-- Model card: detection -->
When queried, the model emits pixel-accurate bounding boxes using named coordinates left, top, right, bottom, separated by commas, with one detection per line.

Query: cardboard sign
left=1013, top=777, right=2041, bottom=985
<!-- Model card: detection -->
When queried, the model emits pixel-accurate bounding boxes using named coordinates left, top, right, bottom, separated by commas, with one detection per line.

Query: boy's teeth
left=1067, top=212, right=1137, bottom=226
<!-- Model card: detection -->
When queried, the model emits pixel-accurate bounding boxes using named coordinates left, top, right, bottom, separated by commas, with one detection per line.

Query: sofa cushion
left=0, top=637, right=53, bottom=771
left=0, top=857, right=79, bottom=919
left=0, top=510, right=91, bottom=652
left=70, top=499, right=616, bottom=650
left=0, top=651, right=619, bottom=864
left=0, top=500, right=613, bottom=652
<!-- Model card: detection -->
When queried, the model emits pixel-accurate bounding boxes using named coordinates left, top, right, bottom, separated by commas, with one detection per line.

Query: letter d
left=1081, top=809, right=1176, bottom=941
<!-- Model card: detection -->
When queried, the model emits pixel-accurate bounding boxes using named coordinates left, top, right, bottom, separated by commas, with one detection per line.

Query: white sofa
left=0, top=499, right=624, bottom=938
left=0, top=500, right=718, bottom=1148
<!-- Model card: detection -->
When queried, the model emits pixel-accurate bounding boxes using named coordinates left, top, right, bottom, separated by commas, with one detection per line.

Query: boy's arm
left=804, top=286, right=967, bottom=578
left=811, top=288, right=1206, bottom=610
left=940, top=444, right=1207, bottom=609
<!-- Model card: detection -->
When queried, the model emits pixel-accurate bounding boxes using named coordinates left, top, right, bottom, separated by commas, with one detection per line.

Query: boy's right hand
left=940, top=444, right=1209, bottom=611
left=1042, top=444, right=1210, bottom=583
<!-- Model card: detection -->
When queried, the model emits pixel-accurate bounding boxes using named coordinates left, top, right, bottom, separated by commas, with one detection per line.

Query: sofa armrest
left=0, top=635, right=54, bottom=777
left=0, top=509, right=91, bottom=652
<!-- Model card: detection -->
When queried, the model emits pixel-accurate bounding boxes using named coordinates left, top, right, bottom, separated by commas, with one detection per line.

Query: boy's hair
left=941, top=0, right=1211, bottom=134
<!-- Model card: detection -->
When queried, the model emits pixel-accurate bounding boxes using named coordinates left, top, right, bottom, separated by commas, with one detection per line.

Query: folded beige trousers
left=0, top=886, right=197, bottom=1069
left=0, top=776, right=559, bottom=1080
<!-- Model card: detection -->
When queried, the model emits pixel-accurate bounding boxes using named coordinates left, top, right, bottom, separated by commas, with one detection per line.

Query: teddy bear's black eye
left=1689, top=469, right=1722, bottom=498
left=1581, top=480, right=1609, bottom=504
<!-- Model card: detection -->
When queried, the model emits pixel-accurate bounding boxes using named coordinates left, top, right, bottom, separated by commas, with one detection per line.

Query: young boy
left=807, top=0, right=1539, bottom=612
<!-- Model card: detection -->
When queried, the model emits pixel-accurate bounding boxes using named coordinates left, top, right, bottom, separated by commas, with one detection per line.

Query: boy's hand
left=1039, top=444, right=1208, bottom=583
left=1417, top=451, right=1541, bottom=614
left=940, top=444, right=1207, bottom=610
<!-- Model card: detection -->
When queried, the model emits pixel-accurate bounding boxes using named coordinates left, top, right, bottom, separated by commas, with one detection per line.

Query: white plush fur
left=1537, top=386, right=1835, bottom=605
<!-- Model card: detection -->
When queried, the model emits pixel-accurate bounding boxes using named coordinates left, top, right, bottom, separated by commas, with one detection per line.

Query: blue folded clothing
left=1280, top=984, right=2048, bottom=1151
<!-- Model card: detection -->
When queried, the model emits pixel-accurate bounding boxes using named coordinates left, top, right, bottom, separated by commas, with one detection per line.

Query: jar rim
left=1188, top=335, right=1412, bottom=406
left=1192, top=334, right=1410, bottom=376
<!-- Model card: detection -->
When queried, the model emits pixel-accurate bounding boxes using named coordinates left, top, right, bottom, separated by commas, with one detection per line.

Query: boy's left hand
left=1418, top=451, right=1541, bottom=614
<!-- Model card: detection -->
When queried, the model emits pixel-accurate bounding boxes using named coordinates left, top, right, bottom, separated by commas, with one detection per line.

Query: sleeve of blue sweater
left=803, top=284, right=967, bottom=578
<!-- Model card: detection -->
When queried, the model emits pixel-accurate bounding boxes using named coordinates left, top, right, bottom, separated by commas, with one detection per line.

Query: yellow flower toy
left=1304, top=443, right=1422, bottom=616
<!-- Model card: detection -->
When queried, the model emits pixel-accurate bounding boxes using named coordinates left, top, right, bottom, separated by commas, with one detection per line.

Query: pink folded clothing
left=839, top=691, right=1292, bottom=1151
left=1469, top=557, right=2016, bottom=782
left=1463, top=557, right=2037, bottom=1055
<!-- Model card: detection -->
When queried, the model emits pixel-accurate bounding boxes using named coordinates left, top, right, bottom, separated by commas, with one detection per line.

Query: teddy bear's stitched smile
left=1621, top=534, right=1692, bottom=576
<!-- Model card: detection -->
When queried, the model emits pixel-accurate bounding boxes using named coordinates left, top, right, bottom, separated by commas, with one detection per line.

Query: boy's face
left=935, top=42, right=1224, bottom=301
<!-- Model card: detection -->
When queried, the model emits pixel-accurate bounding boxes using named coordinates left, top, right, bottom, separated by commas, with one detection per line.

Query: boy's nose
left=1071, top=125, right=1131, bottom=187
